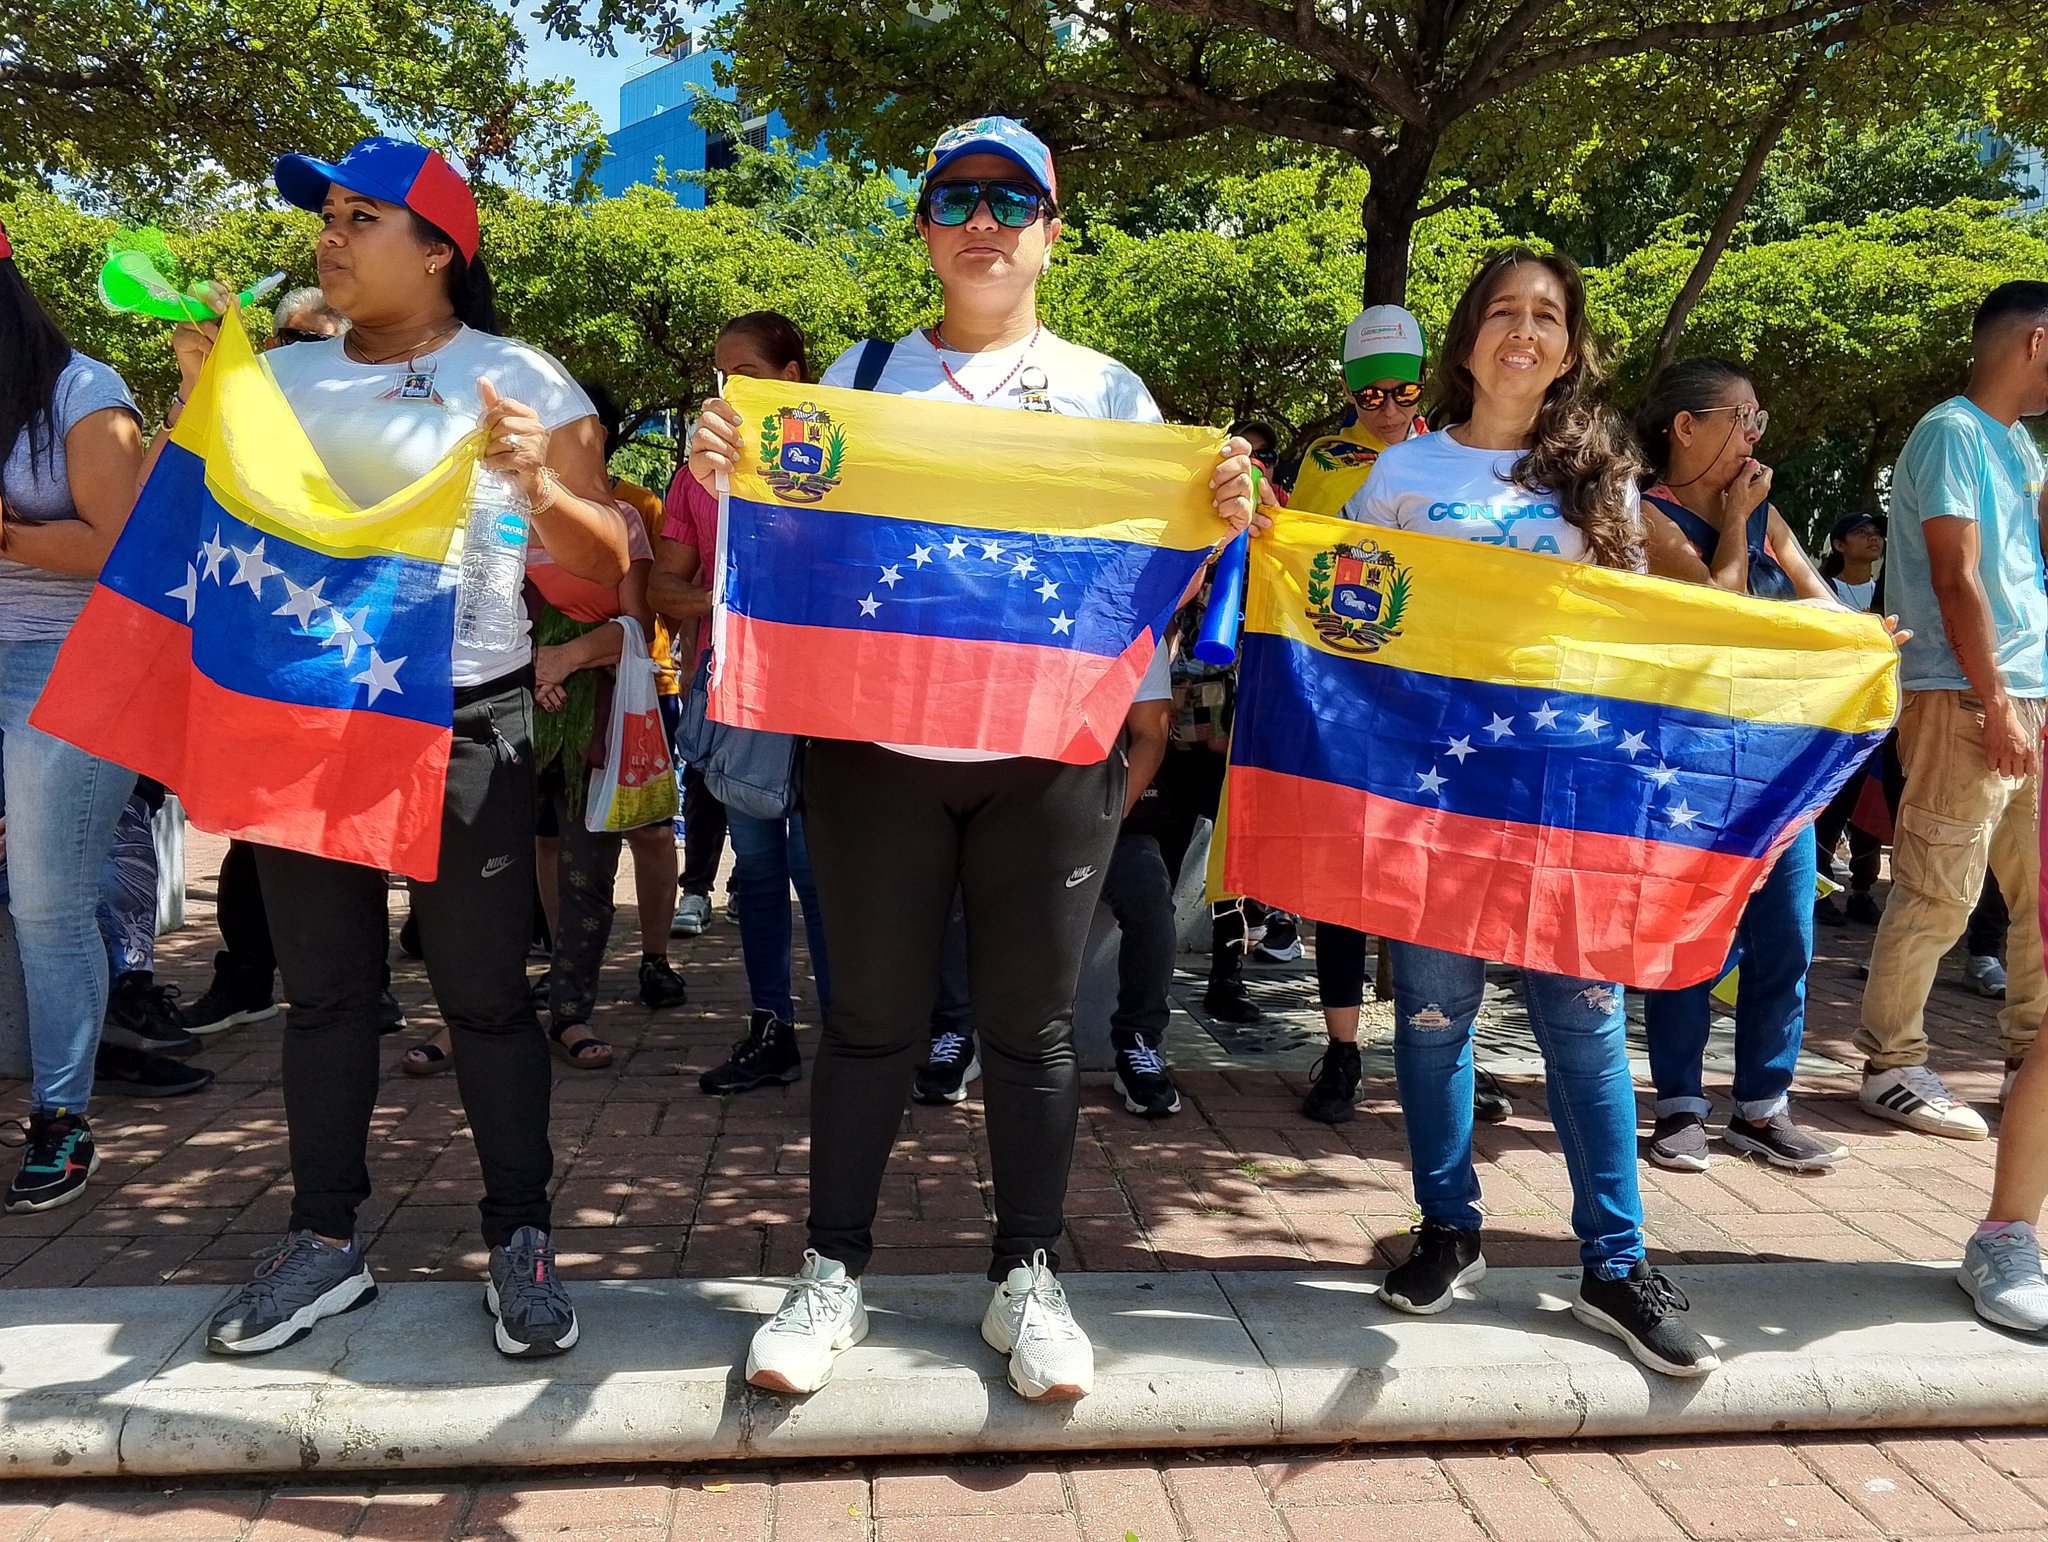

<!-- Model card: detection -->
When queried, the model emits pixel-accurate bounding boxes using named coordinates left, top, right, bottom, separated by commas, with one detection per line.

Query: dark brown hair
left=719, top=310, right=809, bottom=383
left=1429, top=247, right=1642, bottom=571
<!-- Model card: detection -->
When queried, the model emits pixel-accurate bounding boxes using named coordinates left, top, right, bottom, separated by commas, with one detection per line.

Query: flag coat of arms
left=1223, top=508, right=1898, bottom=989
left=32, top=315, right=468, bottom=880
left=710, top=377, right=1225, bottom=762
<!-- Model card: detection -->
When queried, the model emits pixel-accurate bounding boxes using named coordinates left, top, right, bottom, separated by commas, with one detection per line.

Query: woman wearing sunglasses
left=1634, top=358, right=1847, bottom=1178
left=691, top=115, right=1258, bottom=1403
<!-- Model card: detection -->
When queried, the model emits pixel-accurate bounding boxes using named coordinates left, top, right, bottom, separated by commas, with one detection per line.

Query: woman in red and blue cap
left=164, top=136, right=631, bottom=1362
left=691, top=115, right=1262, bottom=1404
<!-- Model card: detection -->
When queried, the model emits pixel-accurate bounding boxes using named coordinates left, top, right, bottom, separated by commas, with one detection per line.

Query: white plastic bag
left=585, top=616, right=681, bottom=834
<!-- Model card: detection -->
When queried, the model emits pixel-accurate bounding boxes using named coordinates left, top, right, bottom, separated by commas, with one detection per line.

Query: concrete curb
left=1, top=1261, right=2042, bottom=1478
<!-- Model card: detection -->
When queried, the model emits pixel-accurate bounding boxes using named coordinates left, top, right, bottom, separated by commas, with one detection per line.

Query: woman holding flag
left=162, top=137, right=631, bottom=1360
left=1340, top=249, right=1718, bottom=1378
left=689, top=116, right=1259, bottom=1401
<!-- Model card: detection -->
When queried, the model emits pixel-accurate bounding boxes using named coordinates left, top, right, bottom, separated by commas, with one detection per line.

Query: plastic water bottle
left=455, top=467, right=531, bottom=652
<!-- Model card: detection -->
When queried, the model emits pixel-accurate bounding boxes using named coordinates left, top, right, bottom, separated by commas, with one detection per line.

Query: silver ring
left=505, top=433, right=522, bottom=450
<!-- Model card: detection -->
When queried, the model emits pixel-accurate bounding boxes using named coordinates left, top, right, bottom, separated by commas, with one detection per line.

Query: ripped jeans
left=1388, top=941, right=1645, bottom=1276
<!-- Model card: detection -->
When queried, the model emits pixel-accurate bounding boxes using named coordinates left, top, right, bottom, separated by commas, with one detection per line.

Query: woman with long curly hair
left=1339, top=248, right=1717, bottom=1379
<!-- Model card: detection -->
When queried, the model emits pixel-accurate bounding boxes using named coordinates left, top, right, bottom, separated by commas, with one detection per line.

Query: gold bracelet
left=531, top=466, right=564, bottom=515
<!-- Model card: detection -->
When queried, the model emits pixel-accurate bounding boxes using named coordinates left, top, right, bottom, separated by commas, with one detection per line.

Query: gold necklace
left=345, top=318, right=462, bottom=368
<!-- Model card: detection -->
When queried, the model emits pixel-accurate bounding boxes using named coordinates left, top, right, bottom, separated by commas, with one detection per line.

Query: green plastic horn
left=96, top=228, right=285, bottom=321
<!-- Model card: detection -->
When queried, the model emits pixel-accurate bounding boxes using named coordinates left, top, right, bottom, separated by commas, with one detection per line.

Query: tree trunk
left=1650, top=62, right=1815, bottom=375
left=1359, top=130, right=1439, bottom=306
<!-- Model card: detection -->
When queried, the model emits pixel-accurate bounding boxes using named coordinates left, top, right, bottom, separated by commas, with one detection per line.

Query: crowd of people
left=2, top=114, right=2046, bottom=1400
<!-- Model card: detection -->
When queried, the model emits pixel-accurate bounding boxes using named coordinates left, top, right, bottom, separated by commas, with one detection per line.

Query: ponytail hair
left=1633, top=356, right=1751, bottom=482
left=1430, top=247, right=1642, bottom=571
left=409, top=212, right=498, bottom=334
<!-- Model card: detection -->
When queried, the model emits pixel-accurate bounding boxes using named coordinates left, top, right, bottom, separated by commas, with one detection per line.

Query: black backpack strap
left=851, top=339, right=895, bottom=392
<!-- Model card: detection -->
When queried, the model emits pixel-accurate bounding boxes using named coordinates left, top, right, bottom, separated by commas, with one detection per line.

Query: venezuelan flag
left=1223, top=508, right=1898, bottom=989
left=31, top=314, right=468, bottom=880
left=711, top=377, right=1225, bottom=762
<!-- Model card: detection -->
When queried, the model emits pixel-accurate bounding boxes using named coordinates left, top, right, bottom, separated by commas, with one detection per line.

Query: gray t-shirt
left=0, top=354, right=141, bottom=641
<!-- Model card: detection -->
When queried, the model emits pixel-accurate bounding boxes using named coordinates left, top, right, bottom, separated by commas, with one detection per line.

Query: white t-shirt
left=818, top=326, right=1164, bottom=759
left=1343, top=429, right=1630, bottom=563
left=1828, top=574, right=1878, bottom=612
left=266, top=327, right=596, bottom=688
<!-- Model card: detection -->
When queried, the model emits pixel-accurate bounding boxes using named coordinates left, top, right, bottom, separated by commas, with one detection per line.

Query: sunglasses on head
left=1355, top=382, right=1423, bottom=410
left=920, top=179, right=1053, bottom=229
left=275, top=327, right=332, bottom=346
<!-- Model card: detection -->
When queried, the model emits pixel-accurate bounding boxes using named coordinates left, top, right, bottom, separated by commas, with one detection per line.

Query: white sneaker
left=1959, top=1224, right=2048, bottom=1332
left=981, top=1250, right=1093, bottom=1400
left=745, top=1250, right=868, bottom=1394
left=672, top=893, right=711, bottom=937
left=1966, top=955, right=2009, bottom=1000
left=1859, top=1065, right=1989, bottom=1140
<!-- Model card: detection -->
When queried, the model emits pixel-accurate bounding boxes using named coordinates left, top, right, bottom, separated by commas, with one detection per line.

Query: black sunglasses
left=920, top=179, right=1054, bottom=229
left=275, top=327, right=333, bottom=346
left=1355, top=382, right=1423, bottom=410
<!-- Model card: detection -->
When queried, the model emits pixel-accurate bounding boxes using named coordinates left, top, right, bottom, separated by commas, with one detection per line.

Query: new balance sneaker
left=1111, top=1040, right=1181, bottom=1118
left=1965, top=955, right=2009, bottom=1000
left=1959, top=1224, right=2048, bottom=1333
left=1203, top=978, right=1264, bottom=1024
left=486, top=1226, right=579, bottom=1357
left=95, top=1045, right=215, bottom=1099
left=700, top=1010, right=801, bottom=1095
left=1571, top=1263, right=1720, bottom=1377
left=981, top=1250, right=1092, bottom=1400
left=1301, top=1040, right=1363, bottom=1125
left=637, top=956, right=688, bottom=1009
left=101, top=973, right=203, bottom=1058
left=3, top=1110, right=98, bottom=1214
left=914, top=1030, right=981, bottom=1105
left=1251, top=913, right=1304, bottom=964
left=1859, top=1065, right=1988, bottom=1139
left=1723, top=1110, right=1845, bottom=1171
left=672, top=892, right=712, bottom=937
left=1473, top=1068, right=1512, bottom=1124
left=1647, top=1111, right=1711, bottom=1172
left=207, top=1231, right=376, bottom=1354
left=1380, top=1221, right=1485, bottom=1315
left=183, top=951, right=281, bottom=1036
left=746, top=1250, right=868, bottom=1393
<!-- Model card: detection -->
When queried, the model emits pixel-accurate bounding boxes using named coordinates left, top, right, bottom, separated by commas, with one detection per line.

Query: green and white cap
left=1342, top=305, right=1426, bottom=390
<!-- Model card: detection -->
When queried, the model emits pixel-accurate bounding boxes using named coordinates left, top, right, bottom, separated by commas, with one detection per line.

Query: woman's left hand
left=1209, top=436, right=1275, bottom=539
left=535, top=643, right=572, bottom=694
left=535, top=681, right=567, bottom=713
left=1881, top=613, right=1912, bottom=652
left=479, top=378, right=551, bottom=497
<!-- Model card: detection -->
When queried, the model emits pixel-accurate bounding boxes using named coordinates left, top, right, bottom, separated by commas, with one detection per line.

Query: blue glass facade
left=591, top=47, right=818, bottom=206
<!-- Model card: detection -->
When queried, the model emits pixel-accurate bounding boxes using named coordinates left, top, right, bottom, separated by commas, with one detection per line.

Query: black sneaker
left=914, top=1030, right=981, bottom=1105
left=638, top=956, right=688, bottom=1009
left=1203, top=978, right=1264, bottom=1024
left=95, top=1045, right=215, bottom=1098
left=486, top=1226, right=579, bottom=1357
left=375, top=991, right=408, bottom=1036
left=1647, top=1111, right=1711, bottom=1172
left=1381, top=1221, right=1486, bottom=1315
left=700, top=1010, right=802, bottom=1095
left=1112, top=1040, right=1182, bottom=1118
left=1251, top=913, right=1303, bottom=963
left=1301, top=1041, right=1363, bottom=1124
left=1812, top=896, right=1847, bottom=927
left=1722, top=1110, right=1845, bottom=1172
left=1473, top=1068, right=1512, bottom=1124
left=3, top=1110, right=99, bottom=1213
left=183, top=951, right=280, bottom=1036
left=1845, top=891, right=1882, bottom=926
left=101, top=973, right=203, bottom=1058
left=1571, top=1262, right=1720, bottom=1377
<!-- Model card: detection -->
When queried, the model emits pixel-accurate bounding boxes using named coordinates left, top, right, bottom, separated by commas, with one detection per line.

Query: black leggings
left=258, top=682, right=552, bottom=1248
left=1314, top=923, right=1372, bottom=1010
left=801, top=739, right=1124, bottom=1279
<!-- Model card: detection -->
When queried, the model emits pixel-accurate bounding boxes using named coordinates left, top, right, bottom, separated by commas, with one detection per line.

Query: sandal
left=547, top=1019, right=614, bottom=1070
left=401, top=1040, right=454, bottom=1077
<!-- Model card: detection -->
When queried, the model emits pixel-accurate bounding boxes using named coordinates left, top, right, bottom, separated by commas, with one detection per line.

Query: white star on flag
left=1484, top=713, right=1515, bottom=740
left=1617, top=730, right=1648, bottom=759
left=857, top=593, right=882, bottom=618
left=978, top=538, right=1005, bottom=561
left=166, top=563, right=200, bottom=622
left=274, top=577, right=329, bottom=628
left=1575, top=707, right=1608, bottom=735
left=1049, top=611, right=1074, bottom=635
left=878, top=564, right=904, bottom=588
left=1444, top=736, right=1476, bottom=763
left=319, top=607, right=374, bottom=666
left=1036, top=578, right=1060, bottom=602
left=1665, top=799, right=1701, bottom=828
left=198, top=528, right=230, bottom=583
left=945, top=537, right=969, bottom=560
left=352, top=649, right=406, bottom=705
left=1417, top=767, right=1448, bottom=795
left=909, top=545, right=935, bottom=568
left=1012, top=555, right=1036, bottom=577
left=1529, top=701, right=1562, bottom=730
left=1645, top=762, right=1679, bottom=788
left=229, top=538, right=282, bottom=599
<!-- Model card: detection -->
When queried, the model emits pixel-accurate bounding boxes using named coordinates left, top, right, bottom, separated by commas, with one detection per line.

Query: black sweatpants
left=218, top=839, right=277, bottom=978
left=257, top=681, right=553, bottom=1248
left=802, top=738, right=1124, bottom=1279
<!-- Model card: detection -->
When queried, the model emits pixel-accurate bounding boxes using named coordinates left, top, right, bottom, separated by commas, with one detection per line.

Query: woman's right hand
left=1720, top=458, right=1772, bottom=523
left=168, top=282, right=231, bottom=400
left=688, top=399, right=744, bottom=494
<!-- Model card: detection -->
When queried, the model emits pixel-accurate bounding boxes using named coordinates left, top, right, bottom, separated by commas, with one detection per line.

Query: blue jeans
left=1643, top=824, right=1816, bottom=1121
left=728, top=809, right=830, bottom=1023
left=1389, top=940, right=1644, bottom=1276
left=0, top=638, right=135, bottom=1112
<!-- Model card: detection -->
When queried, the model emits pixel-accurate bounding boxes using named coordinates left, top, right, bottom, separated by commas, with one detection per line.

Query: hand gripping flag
left=32, top=314, right=469, bottom=880
left=710, top=377, right=1224, bottom=762
left=1222, top=509, right=1898, bottom=989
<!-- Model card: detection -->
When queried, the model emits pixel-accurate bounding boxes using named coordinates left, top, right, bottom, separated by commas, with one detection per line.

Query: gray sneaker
left=1647, top=1112, right=1710, bottom=1172
left=486, top=1226, right=579, bottom=1357
left=1722, top=1110, right=1845, bottom=1172
left=207, top=1231, right=376, bottom=1355
left=1959, top=1225, right=2048, bottom=1333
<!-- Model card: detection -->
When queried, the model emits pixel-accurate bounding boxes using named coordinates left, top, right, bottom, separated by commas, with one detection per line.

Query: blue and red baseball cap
left=922, top=117, right=1057, bottom=204
left=274, top=137, right=481, bottom=263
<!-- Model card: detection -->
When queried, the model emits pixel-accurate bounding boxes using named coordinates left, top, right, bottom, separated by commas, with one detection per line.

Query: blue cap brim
left=274, top=152, right=410, bottom=214
left=923, top=142, right=1051, bottom=197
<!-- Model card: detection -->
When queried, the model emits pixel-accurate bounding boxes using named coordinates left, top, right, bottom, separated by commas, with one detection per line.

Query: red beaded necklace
left=931, top=323, right=1042, bottom=402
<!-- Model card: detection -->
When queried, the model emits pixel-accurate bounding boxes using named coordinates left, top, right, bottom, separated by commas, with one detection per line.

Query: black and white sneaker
left=1571, top=1262, right=1719, bottom=1377
left=95, top=1045, right=216, bottom=1098
left=1380, top=1221, right=1485, bottom=1315
left=1301, top=1041, right=1362, bottom=1124
left=1859, top=1065, right=1988, bottom=1139
left=486, top=1226, right=579, bottom=1357
left=183, top=951, right=280, bottom=1036
left=1251, top=913, right=1303, bottom=964
left=1722, top=1109, right=1845, bottom=1171
left=101, top=973, right=203, bottom=1058
left=208, top=1231, right=376, bottom=1354
left=1647, top=1111, right=1711, bottom=1172
left=700, top=1010, right=802, bottom=1095
left=1111, top=1040, right=1181, bottom=1118
left=2, top=1110, right=99, bottom=1213
left=1473, top=1068, right=1512, bottom=1124
left=913, top=1030, right=981, bottom=1105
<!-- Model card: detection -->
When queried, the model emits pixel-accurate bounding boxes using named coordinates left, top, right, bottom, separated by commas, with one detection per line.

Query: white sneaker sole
left=1112, top=1073, right=1181, bottom=1117
left=1648, top=1145, right=1711, bottom=1173
left=1858, top=1090, right=1989, bottom=1140
left=917, top=1055, right=981, bottom=1105
left=208, top=1265, right=376, bottom=1355
left=1380, top=1256, right=1486, bottom=1316
left=980, top=1319, right=1092, bottom=1400
left=1721, top=1128, right=1842, bottom=1171
left=185, top=1002, right=281, bottom=1037
left=485, top=1279, right=581, bottom=1357
left=1570, top=1295, right=1720, bottom=1378
left=747, top=1303, right=869, bottom=1394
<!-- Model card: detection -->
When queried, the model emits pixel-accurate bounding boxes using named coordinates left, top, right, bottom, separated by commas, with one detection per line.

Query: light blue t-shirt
left=1888, top=396, right=2047, bottom=697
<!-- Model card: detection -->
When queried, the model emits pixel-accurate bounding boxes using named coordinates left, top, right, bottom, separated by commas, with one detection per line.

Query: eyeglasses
left=1691, top=403, right=1770, bottom=438
left=1355, top=382, right=1423, bottom=410
left=275, top=327, right=334, bottom=346
left=920, top=179, right=1053, bottom=229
